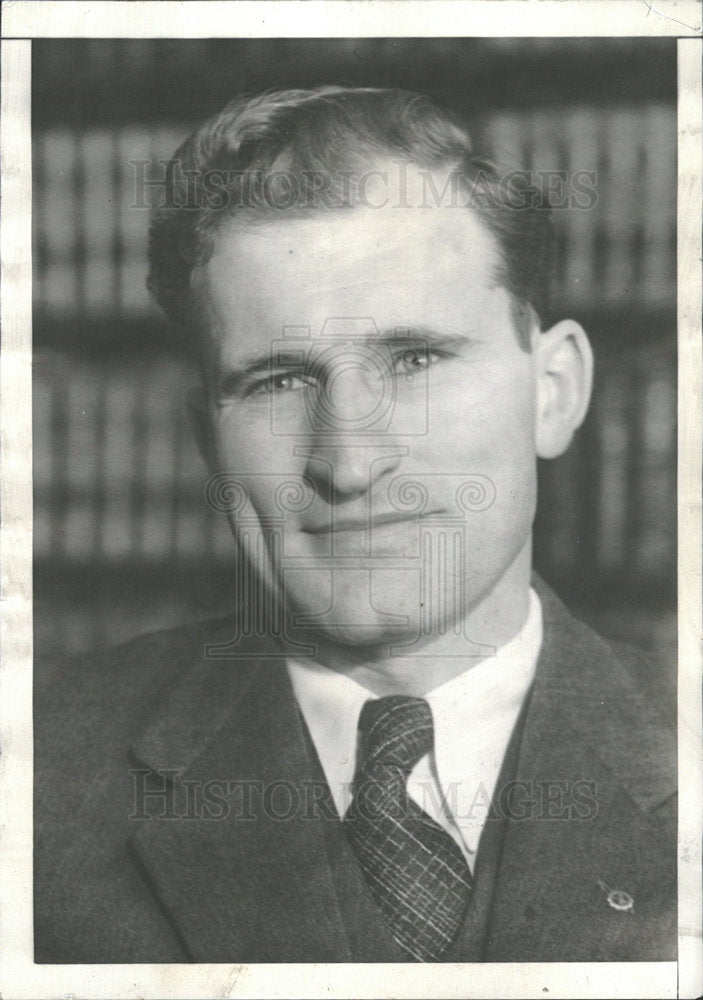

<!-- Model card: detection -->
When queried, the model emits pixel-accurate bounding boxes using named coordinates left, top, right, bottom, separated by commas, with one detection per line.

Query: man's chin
left=288, top=607, right=422, bottom=651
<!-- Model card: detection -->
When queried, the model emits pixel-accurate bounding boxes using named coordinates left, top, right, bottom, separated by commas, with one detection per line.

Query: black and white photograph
left=1, top=3, right=701, bottom=999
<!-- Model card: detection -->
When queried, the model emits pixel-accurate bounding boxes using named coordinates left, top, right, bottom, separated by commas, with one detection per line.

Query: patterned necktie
left=343, top=695, right=473, bottom=961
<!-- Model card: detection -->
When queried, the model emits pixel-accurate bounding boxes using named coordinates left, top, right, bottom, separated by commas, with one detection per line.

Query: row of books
left=33, top=101, right=676, bottom=323
left=535, top=339, right=676, bottom=583
left=477, top=103, right=676, bottom=309
left=34, top=337, right=676, bottom=585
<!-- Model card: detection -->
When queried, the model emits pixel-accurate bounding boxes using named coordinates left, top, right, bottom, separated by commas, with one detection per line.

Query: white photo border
left=1, top=4, right=701, bottom=998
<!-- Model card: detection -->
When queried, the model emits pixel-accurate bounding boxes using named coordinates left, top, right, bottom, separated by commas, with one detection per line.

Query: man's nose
left=303, top=365, right=402, bottom=498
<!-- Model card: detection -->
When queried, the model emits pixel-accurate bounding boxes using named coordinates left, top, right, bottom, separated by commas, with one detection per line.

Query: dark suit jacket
left=34, top=581, right=677, bottom=963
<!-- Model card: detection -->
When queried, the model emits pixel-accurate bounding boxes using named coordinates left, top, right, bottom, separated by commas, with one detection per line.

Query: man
left=35, top=87, right=676, bottom=963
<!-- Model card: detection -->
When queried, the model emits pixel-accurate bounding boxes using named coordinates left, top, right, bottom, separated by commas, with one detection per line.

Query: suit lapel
left=126, top=589, right=676, bottom=963
left=129, top=636, right=354, bottom=962
left=484, top=584, right=677, bottom=961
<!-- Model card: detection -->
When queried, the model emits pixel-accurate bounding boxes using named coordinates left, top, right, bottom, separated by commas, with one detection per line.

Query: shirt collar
left=287, top=654, right=370, bottom=815
left=422, top=588, right=542, bottom=839
left=287, top=588, right=542, bottom=818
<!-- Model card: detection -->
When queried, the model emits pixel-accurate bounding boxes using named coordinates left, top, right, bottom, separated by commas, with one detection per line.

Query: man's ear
left=187, top=386, right=218, bottom=472
left=534, top=319, right=593, bottom=460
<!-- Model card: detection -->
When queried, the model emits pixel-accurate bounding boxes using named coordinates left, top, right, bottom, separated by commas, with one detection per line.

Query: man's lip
left=302, top=512, right=435, bottom=534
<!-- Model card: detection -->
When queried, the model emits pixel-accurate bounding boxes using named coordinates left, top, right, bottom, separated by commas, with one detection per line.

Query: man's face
left=200, top=177, right=540, bottom=650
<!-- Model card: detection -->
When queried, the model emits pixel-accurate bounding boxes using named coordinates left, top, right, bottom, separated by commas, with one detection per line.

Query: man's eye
left=251, top=373, right=313, bottom=395
left=397, top=347, right=439, bottom=373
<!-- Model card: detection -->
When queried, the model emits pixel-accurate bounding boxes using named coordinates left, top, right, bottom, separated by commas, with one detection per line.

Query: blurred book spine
left=35, top=105, right=676, bottom=322
left=481, top=103, right=675, bottom=313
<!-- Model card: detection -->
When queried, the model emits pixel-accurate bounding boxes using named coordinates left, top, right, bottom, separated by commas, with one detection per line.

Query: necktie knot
left=358, top=695, right=434, bottom=774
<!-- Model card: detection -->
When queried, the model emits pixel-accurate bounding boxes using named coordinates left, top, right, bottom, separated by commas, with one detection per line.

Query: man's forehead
left=208, top=162, right=498, bottom=271
left=198, top=167, right=512, bottom=371
left=204, top=204, right=501, bottom=308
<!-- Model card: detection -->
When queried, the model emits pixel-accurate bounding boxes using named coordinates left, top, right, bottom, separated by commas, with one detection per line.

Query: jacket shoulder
left=535, top=581, right=677, bottom=818
left=33, top=618, right=246, bottom=962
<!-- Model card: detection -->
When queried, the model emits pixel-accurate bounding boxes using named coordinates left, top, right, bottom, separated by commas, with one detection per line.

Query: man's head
left=148, top=87, right=592, bottom=656
left=148, top=87, right=554, bottom=357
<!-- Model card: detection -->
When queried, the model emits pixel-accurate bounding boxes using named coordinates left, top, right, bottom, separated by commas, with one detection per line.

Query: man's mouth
left=301, top=511, right=437, bottom=534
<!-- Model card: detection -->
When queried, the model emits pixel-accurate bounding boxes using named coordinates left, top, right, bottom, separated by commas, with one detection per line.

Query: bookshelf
left=31, top=40, right=677, bottom=658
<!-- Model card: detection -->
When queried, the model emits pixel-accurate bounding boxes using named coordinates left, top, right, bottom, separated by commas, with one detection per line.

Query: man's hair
left=147, top=86, right=554, bottom=352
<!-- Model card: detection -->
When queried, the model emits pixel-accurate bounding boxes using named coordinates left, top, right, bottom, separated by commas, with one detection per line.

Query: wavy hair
left=147, top=86, right=554, bottom=352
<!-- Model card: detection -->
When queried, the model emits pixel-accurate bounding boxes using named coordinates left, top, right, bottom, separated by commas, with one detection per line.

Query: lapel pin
left=597, top=878, right=634, bottom=912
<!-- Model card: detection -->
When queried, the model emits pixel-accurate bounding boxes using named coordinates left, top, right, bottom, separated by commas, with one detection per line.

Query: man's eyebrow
left=215, top=351, right=305, bottom=392
left=373, top=325, right=471, bottom=346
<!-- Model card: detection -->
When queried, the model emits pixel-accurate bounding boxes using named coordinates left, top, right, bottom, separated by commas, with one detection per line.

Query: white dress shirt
left=287, top=588, right=542, bottom=869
